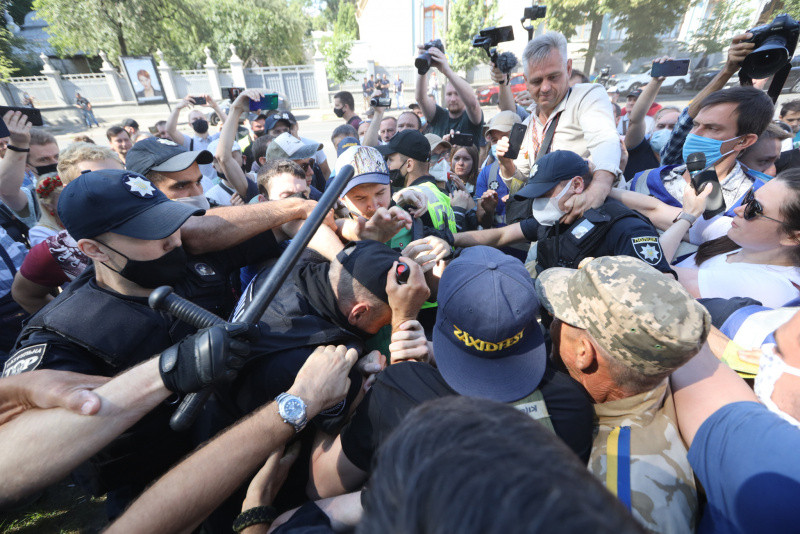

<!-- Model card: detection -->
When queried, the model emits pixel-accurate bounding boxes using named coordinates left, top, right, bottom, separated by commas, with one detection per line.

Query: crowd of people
left=0, top=26, right=798, bottom=534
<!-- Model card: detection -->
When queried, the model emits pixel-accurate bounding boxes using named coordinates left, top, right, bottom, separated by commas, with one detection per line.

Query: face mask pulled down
left=175, top=194, right=211, bottom=210
left=754, top=343, right=800, bottom=429
left=531, top=181, right=572, bottom=227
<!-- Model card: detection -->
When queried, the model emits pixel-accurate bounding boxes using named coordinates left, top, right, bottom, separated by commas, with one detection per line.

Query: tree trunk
left=116, top=22, right=128, bottom=57
left=583, top=12, right=604, bottom=76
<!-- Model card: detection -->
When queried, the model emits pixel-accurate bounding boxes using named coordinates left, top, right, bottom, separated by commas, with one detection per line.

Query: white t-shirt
left=677, top=250, right=800, bottom=308
left=28, top=225, right=59, bottom=247
left=687, top=214, right=733, bottom=245
left=205, top=183, right=234, bottom=207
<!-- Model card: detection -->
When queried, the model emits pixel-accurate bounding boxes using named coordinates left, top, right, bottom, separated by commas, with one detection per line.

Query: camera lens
left=743, top=35, right=790, bottom=78
left=415, top=52, right=432, bottom=75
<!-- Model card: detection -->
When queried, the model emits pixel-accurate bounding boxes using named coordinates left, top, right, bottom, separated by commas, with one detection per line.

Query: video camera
left=521, top=4, right=547, bottom=41
left=416, top=39, right=445, bottom=75
left=472, top=26, right=518, bottom=76
left=739, top=13, right=799, bottom=103
left=742, top=14, right=799, bottom=79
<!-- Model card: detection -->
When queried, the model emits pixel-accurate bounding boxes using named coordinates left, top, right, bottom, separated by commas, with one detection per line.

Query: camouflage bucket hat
left=534, top=256, right=711, bottom=376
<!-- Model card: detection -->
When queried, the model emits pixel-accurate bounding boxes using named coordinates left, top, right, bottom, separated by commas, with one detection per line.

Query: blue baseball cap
left=336, top=136, right=360, bottom=156
left=336, top=146, right=390, bottom=198
left=58, top=169, right=203, bottom=241
left=513, top=150, right=589, bottom=200
left=432, top=246, right=546, bottom=402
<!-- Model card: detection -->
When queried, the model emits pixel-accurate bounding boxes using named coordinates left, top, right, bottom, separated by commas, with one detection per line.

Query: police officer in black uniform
left=453, top=150, right=674, bottom=275
left=3, top=168, right=282, bottom=518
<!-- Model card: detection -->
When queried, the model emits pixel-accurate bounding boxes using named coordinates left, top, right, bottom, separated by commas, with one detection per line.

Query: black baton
left=149, top=165, right=356, bottom=431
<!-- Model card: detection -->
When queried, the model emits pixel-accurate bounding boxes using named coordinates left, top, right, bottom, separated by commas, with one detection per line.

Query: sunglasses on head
left=742, top=188, right=782, bottom=223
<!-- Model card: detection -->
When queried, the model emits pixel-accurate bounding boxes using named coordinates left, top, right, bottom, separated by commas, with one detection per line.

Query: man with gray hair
left=495, top=31, right=620, bottom=222
left=536, top=255, right=711, bottom=533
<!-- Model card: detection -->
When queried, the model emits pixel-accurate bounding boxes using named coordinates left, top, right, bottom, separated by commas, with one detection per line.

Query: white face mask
left=430, top=159, right=450, bottom=183
left=174, top=194, right=211, bottom=210
left=531, top=181, right=572, bottom=226
left=754, top=343, right=800, bottom=429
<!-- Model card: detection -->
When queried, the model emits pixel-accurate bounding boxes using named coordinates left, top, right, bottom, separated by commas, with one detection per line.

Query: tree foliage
left=445, top=0, right=498, bottom=73
left=321, top=0, right=356, bottom=85
left=31, top=0, right=310, bottom=69
left=545, top=0, right=693, bottom=74
left=680, top=0, right=751, bottom=57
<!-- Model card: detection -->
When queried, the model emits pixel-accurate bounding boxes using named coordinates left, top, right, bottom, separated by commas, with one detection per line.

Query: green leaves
left=321, top=0, right=357, bottom=85
left=31, top=0, right=311, bottom=69
left=445, top=0, right=498, bottom=73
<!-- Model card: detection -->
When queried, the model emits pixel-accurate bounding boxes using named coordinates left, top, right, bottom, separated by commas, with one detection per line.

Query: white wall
left=356, top=0, right=420, bottom=67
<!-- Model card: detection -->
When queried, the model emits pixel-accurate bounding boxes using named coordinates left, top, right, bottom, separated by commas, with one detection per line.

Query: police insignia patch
left=488, top=180, right=499, bottom=191
left=3, top=344, right=47, bottom=376
left=125, top=175, right=155, bottom=198
left=193, top=263, right=216, bottom=276
left=631, top=236, right=662, bottom=266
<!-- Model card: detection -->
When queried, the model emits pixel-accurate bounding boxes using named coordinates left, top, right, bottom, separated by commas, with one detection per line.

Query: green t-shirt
left=429, top=105, right=484, bottom=147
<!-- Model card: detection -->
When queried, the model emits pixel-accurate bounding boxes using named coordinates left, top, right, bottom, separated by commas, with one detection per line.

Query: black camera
left=472, top=26, right=517, bottom=76
left=523, top=5, right=547, bottom=20
left=742, top=13, right=799, bottom=79
left=416, top=39, right=445, bottom=75
left=370, top=96, right=391, bottom=107
left=521, top=4, right=547, bottom=40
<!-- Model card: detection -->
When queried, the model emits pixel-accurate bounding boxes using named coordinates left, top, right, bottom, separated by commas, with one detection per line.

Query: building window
left=424, top=0, right=444, bottom=42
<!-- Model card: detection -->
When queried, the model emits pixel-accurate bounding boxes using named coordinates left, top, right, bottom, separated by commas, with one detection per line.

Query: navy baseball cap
left=376, top=129, right=431, bottom=162
left=336, top=146, right=390, bottom=198
left=58, top=169, right=203, bottom=241
left=433, top=246, right=546, bottom=402
left=513, top=150, right=589, bottom=200
left=336, top=136, right=360, bottom=156
left=264, top=111, right=296, bottom=132
left=336, top=240, right=401, bottom=303
left=125, top=137, right=213, bottom=177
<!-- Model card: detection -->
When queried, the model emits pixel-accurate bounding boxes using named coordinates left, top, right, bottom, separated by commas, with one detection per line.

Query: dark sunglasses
left=297, top=161, right=312, bottom=172
left=742, top=188, right=782, bottom=223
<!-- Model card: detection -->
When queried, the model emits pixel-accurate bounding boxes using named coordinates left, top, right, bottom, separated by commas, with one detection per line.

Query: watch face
left=283, top=398, right=305, bottom=420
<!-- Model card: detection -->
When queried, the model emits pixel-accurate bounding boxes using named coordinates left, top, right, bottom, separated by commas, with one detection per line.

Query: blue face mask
left=649, top=128, right=671, bottom=153
left=490, top=144, right=498, bottom=158
left=420, top=116, right=427, bottom=126
left=744, top=166, right=774, bottom=182
left=682, top=133, right=741, bottom=167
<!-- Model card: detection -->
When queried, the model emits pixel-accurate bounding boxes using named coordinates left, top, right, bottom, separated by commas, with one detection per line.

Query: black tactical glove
left=159, top=323, right=258, bottom=394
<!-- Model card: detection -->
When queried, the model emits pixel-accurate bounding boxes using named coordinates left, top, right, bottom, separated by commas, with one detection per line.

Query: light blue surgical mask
left=420, top=116, right=427, bottom=126
left=682, top=133, right=741, bottom=167
left=490, top=144, right=498, bottom=159
left=744, top=166, right=775, bottom=183
left=649, top=128, right=671, bottom=153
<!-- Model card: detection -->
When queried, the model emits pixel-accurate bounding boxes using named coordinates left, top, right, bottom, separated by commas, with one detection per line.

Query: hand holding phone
left=249, top=93, right=280, bottom=112
left=0, top=106, right=43, bottom=127
left=503, top=122, right=527, bottom=160
left=192, top=96, right=208, bottom=106
left=651, top=59, right=690, bottom=78
left=450, top=132, right=474, bottom=146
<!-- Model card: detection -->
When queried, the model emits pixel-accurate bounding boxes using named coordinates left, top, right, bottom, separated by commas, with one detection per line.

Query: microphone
left=686, top=152, right=706, bottom=179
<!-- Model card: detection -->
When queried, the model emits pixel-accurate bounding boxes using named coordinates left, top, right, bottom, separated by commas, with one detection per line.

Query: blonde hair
left=57, top=142, right=121, bottom=184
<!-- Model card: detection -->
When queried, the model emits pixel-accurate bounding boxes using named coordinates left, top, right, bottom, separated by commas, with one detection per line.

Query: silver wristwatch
left=276, top=393, right=308, bottom=433
left=673, top=211, right=698, bottom=227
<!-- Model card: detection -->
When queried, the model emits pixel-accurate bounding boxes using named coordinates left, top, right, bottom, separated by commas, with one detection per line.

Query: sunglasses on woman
left=742, top=188, right=782, bottom=223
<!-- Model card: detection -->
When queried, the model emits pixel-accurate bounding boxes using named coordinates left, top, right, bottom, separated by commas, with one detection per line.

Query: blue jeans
left=81, top=108, right=99, bottom=127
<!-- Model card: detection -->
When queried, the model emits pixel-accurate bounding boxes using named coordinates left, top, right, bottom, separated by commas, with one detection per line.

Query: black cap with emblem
left=124, top=137, right=213, bottom=177
left=58, top=169, right=203, bottom=241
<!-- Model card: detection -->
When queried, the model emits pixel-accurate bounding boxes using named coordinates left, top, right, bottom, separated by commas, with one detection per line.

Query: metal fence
left=244, top=66, right=317, bottom=108
left=61, top=73, right=113, bottom=104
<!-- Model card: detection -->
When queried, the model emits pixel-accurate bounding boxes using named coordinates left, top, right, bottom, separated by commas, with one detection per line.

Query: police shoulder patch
left=3, top=343, right=47, bottom=377
left=631, top=236, right=663, bottom=266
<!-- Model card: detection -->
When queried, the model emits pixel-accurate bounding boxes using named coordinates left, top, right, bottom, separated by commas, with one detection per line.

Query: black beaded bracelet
left=232, top=505, right=278, bottom=532
left=6, top=145, right=30, bottom=153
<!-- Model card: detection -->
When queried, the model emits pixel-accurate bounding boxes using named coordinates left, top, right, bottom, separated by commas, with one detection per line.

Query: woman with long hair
left=671, top=169, right=800, bottom=308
